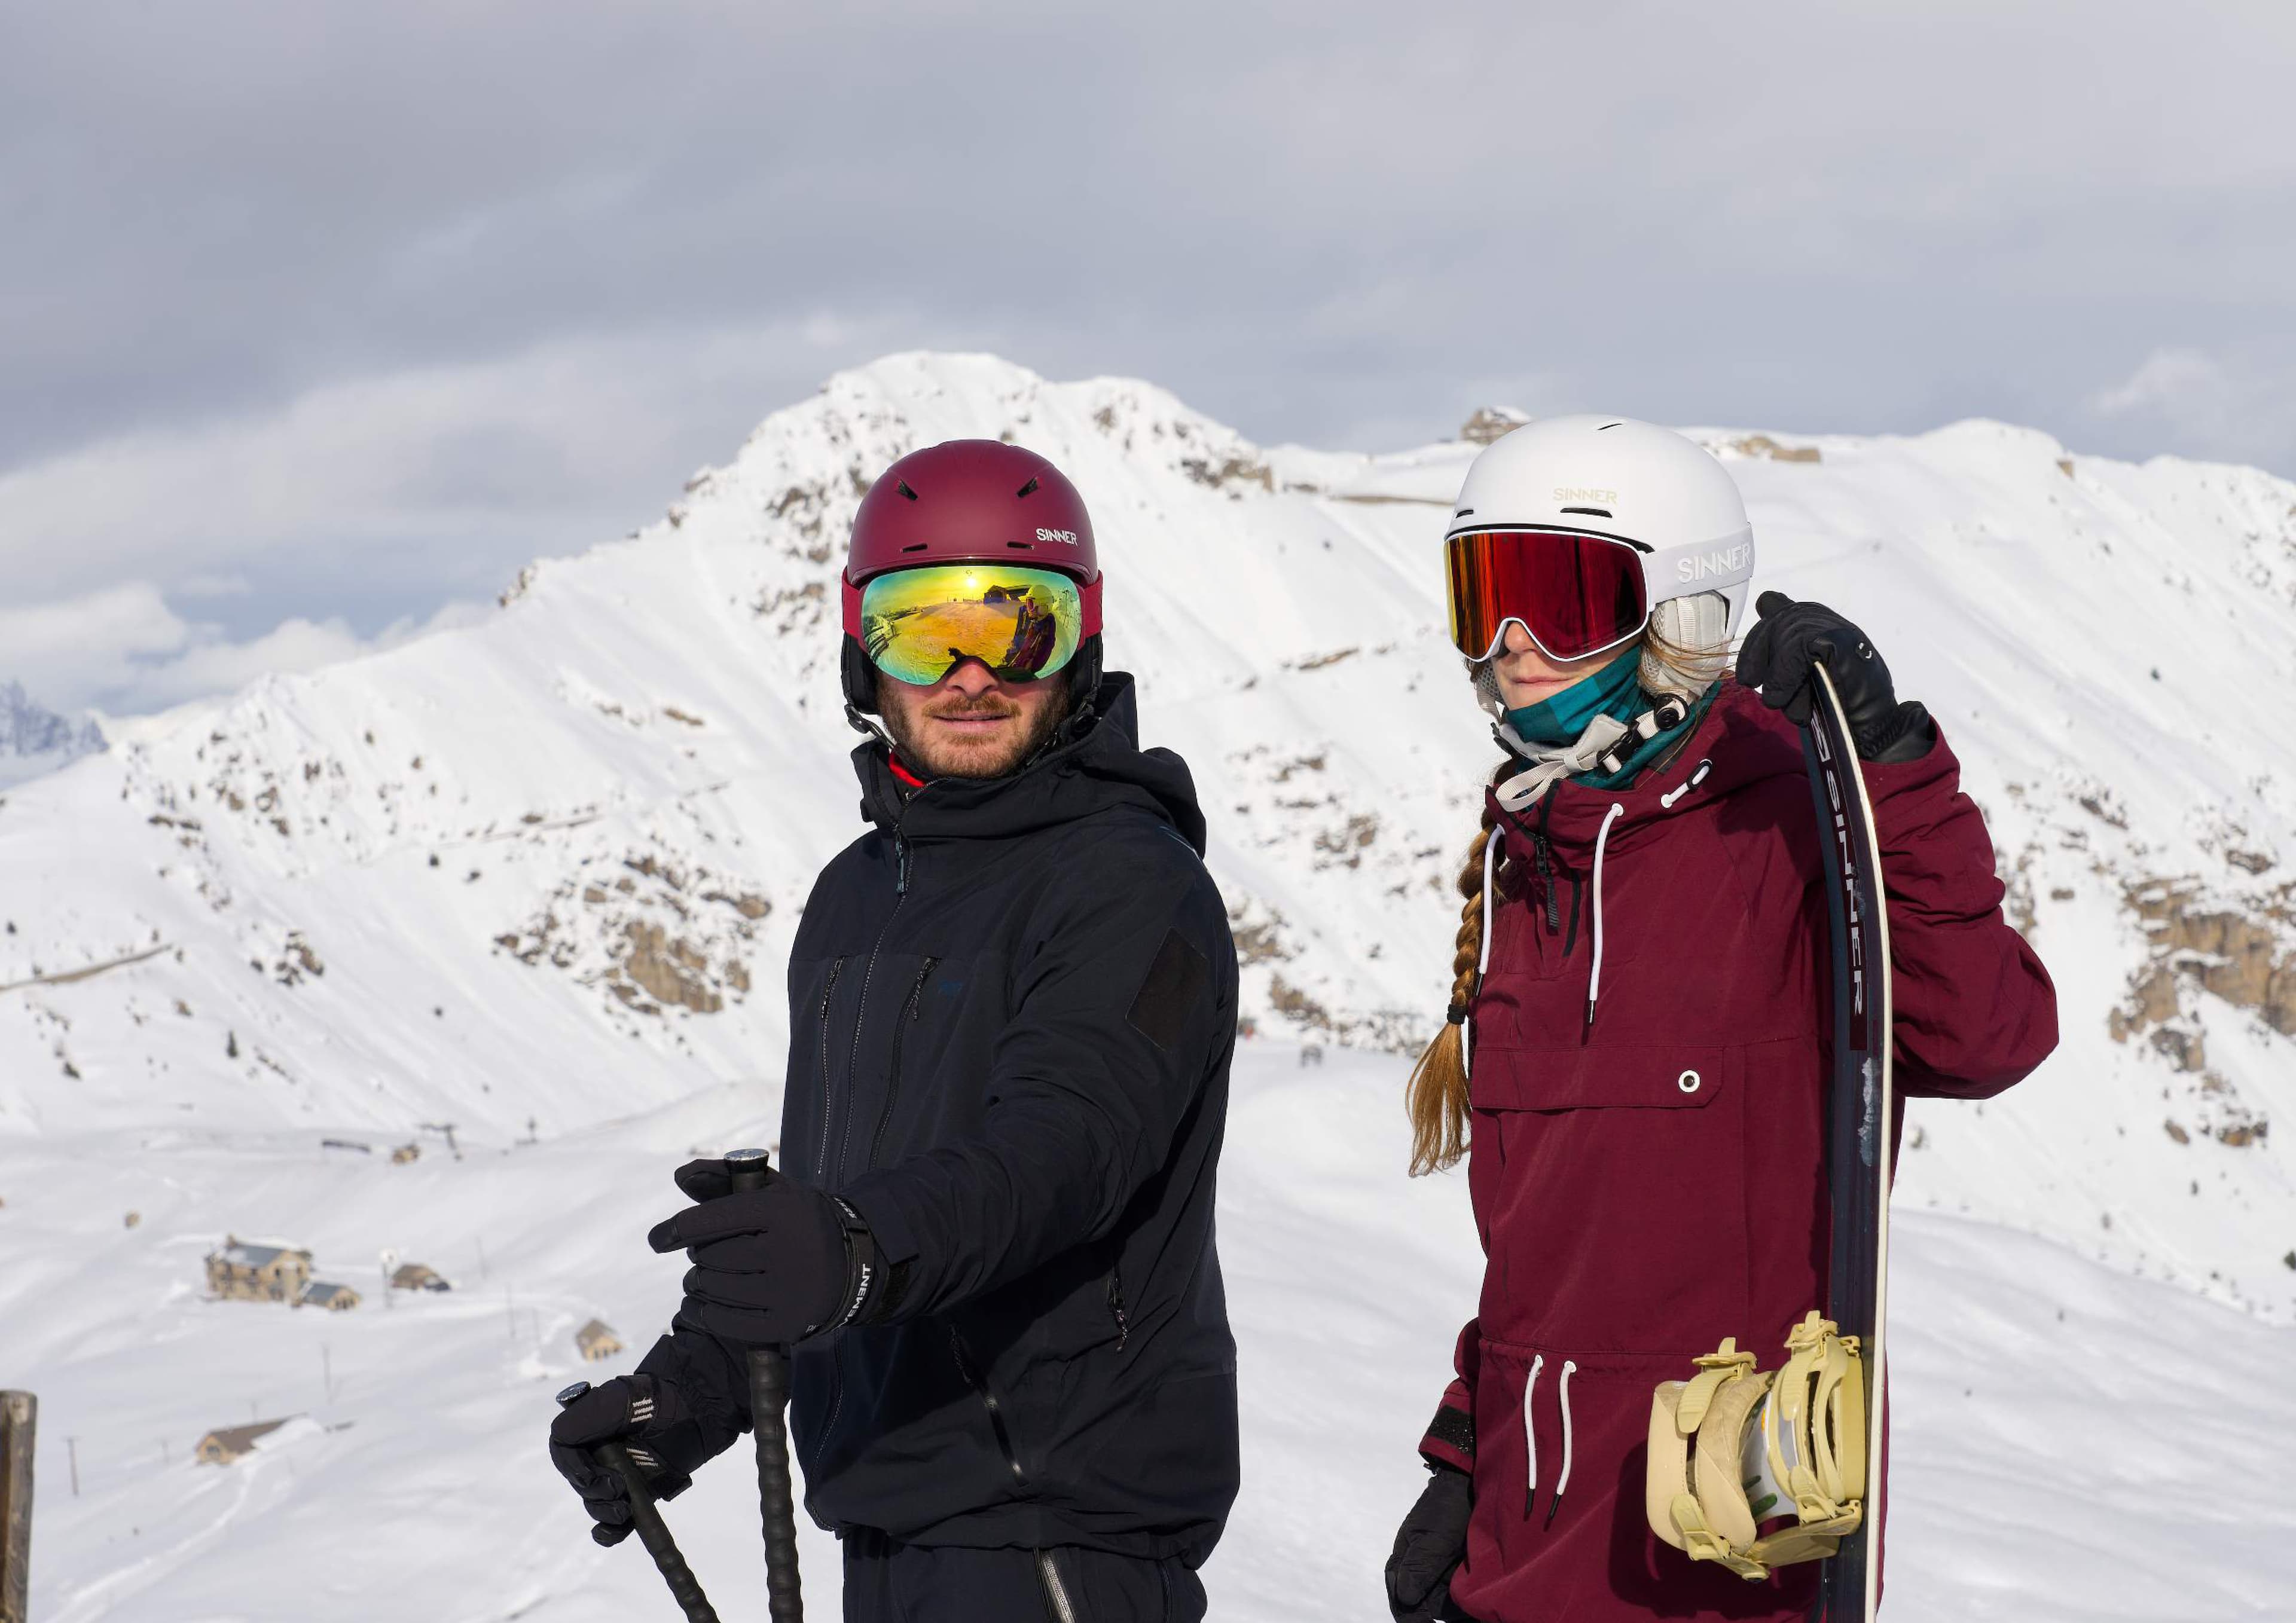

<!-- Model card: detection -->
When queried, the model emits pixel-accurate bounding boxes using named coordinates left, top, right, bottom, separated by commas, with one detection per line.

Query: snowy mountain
left=0, top=680, right=105, bottom=788
left=2, top=352, right=2294, bottom=1619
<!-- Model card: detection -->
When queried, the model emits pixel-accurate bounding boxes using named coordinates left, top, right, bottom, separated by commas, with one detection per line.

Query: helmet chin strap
left=844, top=701, right=897, bottom=756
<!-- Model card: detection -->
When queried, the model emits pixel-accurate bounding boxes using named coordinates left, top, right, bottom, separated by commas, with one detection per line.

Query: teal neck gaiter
left=1501, top=647, right=1647, bottom=746
left=1501, top=646, right=1718, bottom=790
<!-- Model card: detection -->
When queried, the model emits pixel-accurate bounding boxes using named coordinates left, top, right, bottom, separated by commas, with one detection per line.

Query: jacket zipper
left=808, top=957, right=848, bottom=1180
left=827, top=803, right=924, bottom=1183
left=814, top=797, right=929, bottom=1461
left=1036, top=1549, right=1080, bottom=1623
left=950, top=1325, right=1028, bottom=1487
left=1532, top=794, right=1562, bottom=934
left=1105, top=1260, right=1130, bottom=1352
left=865, top=957, right=938, bottom=1171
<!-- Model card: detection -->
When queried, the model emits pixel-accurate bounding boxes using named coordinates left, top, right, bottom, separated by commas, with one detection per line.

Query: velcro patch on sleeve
left=1126, top=927, right=1210, bottom=1052
left=1424, top=1402, right=1475, bottom=1460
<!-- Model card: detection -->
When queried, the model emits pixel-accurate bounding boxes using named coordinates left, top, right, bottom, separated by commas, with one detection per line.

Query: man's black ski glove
left=1387, top=1462, right=1472, bottom=1622
left=548, top=1373, right=710, bottom=1546
left=647, top=1157, right=886, bottom=1344
left=1733, top=591, right=1935, bottom=763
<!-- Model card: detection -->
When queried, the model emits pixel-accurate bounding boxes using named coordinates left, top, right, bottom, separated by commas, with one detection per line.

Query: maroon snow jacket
left=1419, top=681, right=2056, bottom=1623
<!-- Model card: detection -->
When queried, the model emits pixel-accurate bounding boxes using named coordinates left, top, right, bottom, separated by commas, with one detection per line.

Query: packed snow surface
left=4, top=352, right=2294, bottom=1617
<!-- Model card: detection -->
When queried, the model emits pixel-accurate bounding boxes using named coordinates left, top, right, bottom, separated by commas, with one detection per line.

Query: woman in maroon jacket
left=1385, top=417, right=2058, bottom=1623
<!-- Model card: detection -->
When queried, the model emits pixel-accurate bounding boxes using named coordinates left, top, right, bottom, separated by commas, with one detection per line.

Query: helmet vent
left=1006, top=540, right=1034, bottom=549
left=901, top=542, right=929, bottom=553
left=1596, top=421, right=1624, bottom=431
left=896, top=479, right=920, bottom=501
left=1560, top=505, right=1613, bottom=518
left=1015, top=476, right=1041, bottom=499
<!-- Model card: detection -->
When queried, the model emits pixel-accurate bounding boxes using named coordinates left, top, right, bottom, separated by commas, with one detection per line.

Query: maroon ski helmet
left=839, top=441, right=1104, bottom=714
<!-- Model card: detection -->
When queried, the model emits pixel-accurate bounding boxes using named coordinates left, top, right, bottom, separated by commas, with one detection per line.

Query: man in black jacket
left=551, top=441, right=1239, bottom=1621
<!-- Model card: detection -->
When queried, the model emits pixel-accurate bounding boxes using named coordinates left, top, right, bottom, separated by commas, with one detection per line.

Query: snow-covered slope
left=3, top=352, right=2295, bottom=1618
left=7, top=1046, right=2291, bottom=1623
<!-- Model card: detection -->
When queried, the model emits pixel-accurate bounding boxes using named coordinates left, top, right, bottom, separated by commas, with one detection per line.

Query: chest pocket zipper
left=866, top=958, right=939, bottom=1172
left=809, top=957, right=847, bottom=1180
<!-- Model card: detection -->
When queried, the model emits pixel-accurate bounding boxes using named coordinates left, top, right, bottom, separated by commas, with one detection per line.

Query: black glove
left=548, top=1374, right=707, bottom=1546
left=1387, top=1463, right=1473, bottom=1622
left=646, top=1157, right=875, bottom=1344
left=1734, top=591, right=1934, bottom=762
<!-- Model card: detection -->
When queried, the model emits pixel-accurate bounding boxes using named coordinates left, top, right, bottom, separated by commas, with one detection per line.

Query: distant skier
left=1384, top=418, right=2057, bottom=1622
left=551, top=441, right=1239, bottom=1621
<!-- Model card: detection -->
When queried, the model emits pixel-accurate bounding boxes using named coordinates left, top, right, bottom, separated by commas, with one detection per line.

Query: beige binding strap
left=1644, top=1315, right=1868, bottom=1582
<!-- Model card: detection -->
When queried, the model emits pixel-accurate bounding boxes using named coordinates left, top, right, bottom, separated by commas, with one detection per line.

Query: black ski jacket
left=642, top=674, right=1239, bottom=1560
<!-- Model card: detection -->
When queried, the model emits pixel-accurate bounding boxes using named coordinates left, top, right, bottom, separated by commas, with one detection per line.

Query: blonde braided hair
left=1405, top=771, right=1507, bottom=1176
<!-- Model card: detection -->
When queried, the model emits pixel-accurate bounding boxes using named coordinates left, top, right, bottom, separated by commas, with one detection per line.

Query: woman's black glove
left=1733, top=591, right=1935, bottom=762
left=1387, top=1462, right=1473, bottom=1622
left=647, top=1157, right=880, bottom=1344
left=548, top=1374, right=709, bottom=1546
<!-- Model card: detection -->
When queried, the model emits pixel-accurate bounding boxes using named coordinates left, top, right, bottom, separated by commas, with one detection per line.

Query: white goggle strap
left=1639, top=527, right=1755, bottom=612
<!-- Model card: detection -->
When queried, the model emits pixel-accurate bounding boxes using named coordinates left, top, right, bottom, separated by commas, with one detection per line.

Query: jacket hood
left=853, top=671, right=1208, bottom=855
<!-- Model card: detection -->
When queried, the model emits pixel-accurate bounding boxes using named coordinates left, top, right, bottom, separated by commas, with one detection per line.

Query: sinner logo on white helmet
left=1444, top=415, right=1757, bottom=665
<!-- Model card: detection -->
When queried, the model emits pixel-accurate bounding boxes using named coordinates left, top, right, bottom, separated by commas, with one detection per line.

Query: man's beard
left=882, top=681, right=1073, bottom=781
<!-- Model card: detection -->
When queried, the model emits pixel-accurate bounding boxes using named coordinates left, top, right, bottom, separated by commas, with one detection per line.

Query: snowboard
left=1800, top=664, right=1894, bottom=1623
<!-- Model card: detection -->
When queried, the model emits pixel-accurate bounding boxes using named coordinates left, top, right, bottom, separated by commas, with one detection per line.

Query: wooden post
left=1, top=1390, right=34, bottom=1623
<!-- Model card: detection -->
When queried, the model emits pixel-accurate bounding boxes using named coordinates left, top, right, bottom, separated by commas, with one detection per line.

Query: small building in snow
left=206, top=1236, right=312, bottom=1304
left=390, top=1262, right=450, bottom=1292
left=197, top=1418, right=291, bottom=1465
left=298, top=1280, right=361, bottom=1311
left=575, top=1319, right=623, bottom=1362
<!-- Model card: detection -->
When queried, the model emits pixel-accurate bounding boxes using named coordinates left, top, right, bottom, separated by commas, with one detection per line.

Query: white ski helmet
left=1447, top=415, right=1755, bottom=701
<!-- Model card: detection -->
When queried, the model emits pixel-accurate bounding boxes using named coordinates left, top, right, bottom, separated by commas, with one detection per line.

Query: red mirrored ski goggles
left=1445, top=528, right=1650, bottom=664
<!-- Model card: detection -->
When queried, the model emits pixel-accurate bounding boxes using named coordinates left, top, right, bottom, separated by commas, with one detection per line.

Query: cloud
left=2089, top=349, right=2233, bottom=424
left=2083, top=347, right=2296, bottom=469
left=0, top=313, right=895, bottom=620
left=0, top=580, right=483, bottom=717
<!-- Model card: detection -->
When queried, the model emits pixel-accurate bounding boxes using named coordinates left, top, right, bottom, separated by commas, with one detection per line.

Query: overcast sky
left=4, top=1, right=2293, bottom=716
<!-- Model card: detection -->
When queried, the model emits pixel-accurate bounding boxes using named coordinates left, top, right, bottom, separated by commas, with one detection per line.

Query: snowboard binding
left=1644, top=1311, right=1867, bottom=1580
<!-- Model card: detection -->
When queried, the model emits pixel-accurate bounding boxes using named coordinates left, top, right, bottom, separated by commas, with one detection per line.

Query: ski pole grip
left=557, top=1383, right=721, bottom=1623
left=725, top=1147, right=804, bottom=1623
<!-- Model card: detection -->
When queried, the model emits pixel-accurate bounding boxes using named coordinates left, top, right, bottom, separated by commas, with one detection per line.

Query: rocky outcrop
left=2111, top=876, right=2293, bottom=1148
left=2112, top=878, right=2296, bottom=1041
left=1459, top=408, right=1527, bottom=445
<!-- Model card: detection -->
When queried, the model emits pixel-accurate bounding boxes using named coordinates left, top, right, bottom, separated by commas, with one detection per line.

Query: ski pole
left=555, top=1380, right=721, bottom=1623
left=725, top=1146, right=804, bottom=1623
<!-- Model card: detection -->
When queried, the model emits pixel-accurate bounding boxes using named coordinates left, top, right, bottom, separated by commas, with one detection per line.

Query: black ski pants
left=840, top=1530, right=1207, bottom=1623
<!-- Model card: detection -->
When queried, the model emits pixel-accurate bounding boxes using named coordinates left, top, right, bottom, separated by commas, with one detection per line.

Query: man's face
left=878, top=658, right=1070, bottom=780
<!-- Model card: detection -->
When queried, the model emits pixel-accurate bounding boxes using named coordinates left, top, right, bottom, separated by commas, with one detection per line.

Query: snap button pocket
left=1677, top=1069, right=1701, bottom=1095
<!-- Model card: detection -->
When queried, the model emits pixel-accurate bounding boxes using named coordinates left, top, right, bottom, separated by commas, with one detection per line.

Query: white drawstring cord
left=1660, top=757, right=1714, bottom=809
left=1544, top=1360, right=1578, bottom=1528
left=1586, top=804, right=1624, bottom=1029
left=1476, top=829, right=1502, bottom=982
left=1463, top=829, right=1502, bottom=1081
left=1522, top=1353, right=1543, bottom=1516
